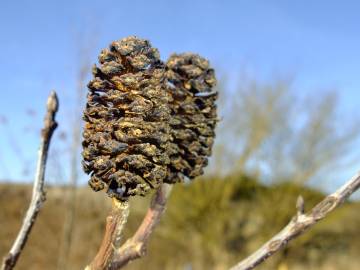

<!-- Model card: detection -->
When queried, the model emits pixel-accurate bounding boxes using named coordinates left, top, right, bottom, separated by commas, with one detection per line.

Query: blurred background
left=0, top=0, right=360, bottom=269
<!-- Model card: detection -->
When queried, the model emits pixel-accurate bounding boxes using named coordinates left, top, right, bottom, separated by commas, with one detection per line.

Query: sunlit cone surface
left=165, top=53, right=218, bottom=183
left=82, top=36, right=171, bottom=200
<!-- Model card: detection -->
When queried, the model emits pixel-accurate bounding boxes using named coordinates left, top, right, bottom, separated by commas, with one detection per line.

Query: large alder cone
left=165, top=53, right=218, bottom=183
left=82, top=36, right=172, bottom=200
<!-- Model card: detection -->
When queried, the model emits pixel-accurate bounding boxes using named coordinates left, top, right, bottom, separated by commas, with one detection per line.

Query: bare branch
left=230, top=172, right=360, bottom=270
left=110, top=183, right=172, bottom=269
left=85, top=199, right=130, bottom=270
left=110, top=184, right=172, bottom=270
left=85, top=184, right=172, bottom=270
left=1, top=91, right=59, bottom=270
left=296, top=195, right=305, bottom=216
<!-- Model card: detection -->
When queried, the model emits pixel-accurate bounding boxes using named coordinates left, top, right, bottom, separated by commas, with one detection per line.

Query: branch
left=110, top=183, right=172, bottom=270
left=1, top=91, right=59, bottom=270
left=85, top=199, right=130, bottom=270
left=230, top=171, right=360, bottom=270
left=85, top=184, right=172, bottom=270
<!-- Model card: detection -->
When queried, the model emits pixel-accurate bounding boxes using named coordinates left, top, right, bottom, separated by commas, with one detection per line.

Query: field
left=1, top=176, right=359, bottom=270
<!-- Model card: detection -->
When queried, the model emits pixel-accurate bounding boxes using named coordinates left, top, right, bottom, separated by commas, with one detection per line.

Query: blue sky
left=0, top=0, right=359, bottom=190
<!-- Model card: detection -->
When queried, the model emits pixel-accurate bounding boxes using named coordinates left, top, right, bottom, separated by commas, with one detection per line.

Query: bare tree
left=212, top=75, right=359, bottom=184
left=288, top=93, right=359, bottom=184
left=1, top=91, right=59, bottom=270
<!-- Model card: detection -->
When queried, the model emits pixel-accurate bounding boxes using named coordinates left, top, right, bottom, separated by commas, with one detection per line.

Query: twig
left=110, top=183, right=172, bottom=269
left=230, top=171, right=360, bottom=270
left=85, top=184, right=172, bottom=270
left=85, top=199, right=130, bottom=270
left=1, top=91, right=59, bottom=270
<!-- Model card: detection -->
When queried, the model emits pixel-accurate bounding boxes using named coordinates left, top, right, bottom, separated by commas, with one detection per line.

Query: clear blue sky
left=0, top=0, right=359, bottom=189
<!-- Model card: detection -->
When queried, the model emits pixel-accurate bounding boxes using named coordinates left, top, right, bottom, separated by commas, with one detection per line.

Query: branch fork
left=86, top=183, right=172, bottom=270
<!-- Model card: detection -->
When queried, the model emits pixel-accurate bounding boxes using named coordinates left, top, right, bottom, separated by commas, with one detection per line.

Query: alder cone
left=82, top=36, right=171, bottom=200
left=165, top=53, right=218, bottom=183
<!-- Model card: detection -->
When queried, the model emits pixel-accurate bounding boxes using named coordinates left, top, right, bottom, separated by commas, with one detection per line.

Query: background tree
left=211, top=74, right=359, bottom=185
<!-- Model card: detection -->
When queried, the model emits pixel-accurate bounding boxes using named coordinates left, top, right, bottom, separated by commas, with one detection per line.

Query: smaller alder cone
left=82, top=36, right=171, bottom=200
left=165, top=53, right=218, bottom=183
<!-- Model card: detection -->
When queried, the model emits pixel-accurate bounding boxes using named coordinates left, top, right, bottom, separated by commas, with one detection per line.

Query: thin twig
left=230, top=171, right=360, bottom=270
left=88, top=183, right=172, bottom=270
left=110, top=183, right=172, bottom=269
left=85, top=199, right=130, bottom=270
left=1, top=91, right=59, bottom=270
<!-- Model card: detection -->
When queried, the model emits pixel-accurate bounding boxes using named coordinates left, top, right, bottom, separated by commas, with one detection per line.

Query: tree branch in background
left=213, top=76, right=359, bottom=183
left=1, top=91, right=59, bottom=270
left=230, top=172, right=360, bottom=270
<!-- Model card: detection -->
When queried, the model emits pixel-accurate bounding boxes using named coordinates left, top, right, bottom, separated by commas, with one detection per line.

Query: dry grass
left=1, top=181, right=359, bottom=270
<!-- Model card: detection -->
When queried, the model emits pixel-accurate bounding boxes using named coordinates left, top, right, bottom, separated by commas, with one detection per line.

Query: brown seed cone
left=165, top=53, right=218, bottom=183
left=82, top=36, right=171, bottom=200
